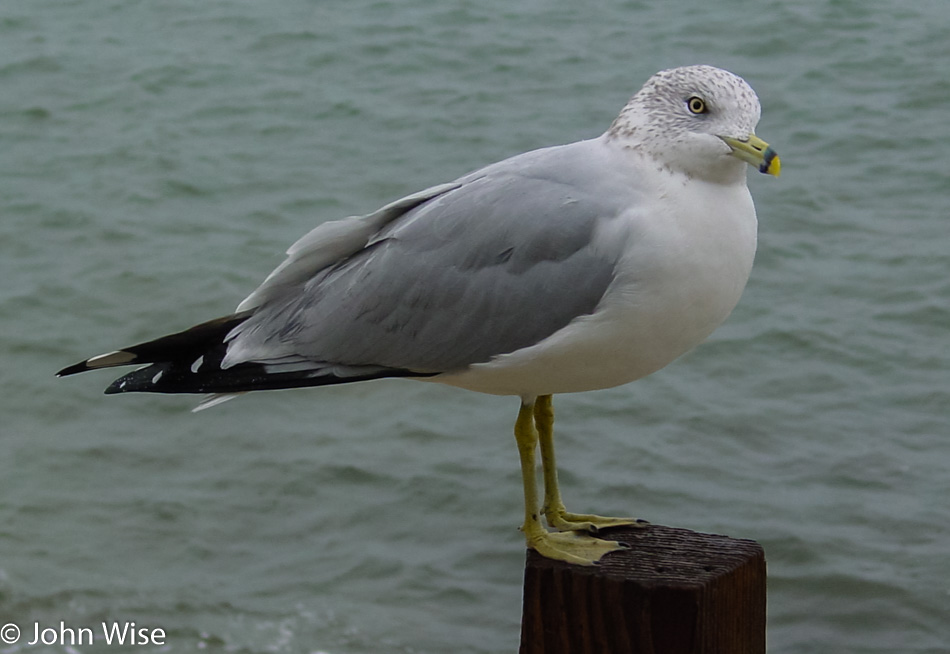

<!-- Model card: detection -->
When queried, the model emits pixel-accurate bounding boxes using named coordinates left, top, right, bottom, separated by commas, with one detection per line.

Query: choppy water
left=2, top=1, right=949, bottom=652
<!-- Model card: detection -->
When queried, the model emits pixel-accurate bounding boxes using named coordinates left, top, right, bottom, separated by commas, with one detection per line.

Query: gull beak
left=720, top=134, right=781, bottom=177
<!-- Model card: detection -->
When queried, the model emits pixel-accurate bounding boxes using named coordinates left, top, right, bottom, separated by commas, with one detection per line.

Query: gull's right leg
left=514, top=398, right=627, bottom=566
left=534, top=394, right=647, bottom=534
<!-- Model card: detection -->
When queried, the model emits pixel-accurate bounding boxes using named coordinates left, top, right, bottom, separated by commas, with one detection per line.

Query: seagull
left=58, top=65, right=779, bottom=566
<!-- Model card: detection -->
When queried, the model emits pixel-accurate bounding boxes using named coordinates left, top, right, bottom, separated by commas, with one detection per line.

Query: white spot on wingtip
left=191, top=356, right=204, bottom=373
left=152, top=370, right=163, bottom=384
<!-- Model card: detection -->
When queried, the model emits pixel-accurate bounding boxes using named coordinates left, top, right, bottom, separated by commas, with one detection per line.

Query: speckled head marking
left=606, top=65, right=765, bottom=181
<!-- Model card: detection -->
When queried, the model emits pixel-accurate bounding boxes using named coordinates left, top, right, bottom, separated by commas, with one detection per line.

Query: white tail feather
left=193, top=393, right=244, bottom=412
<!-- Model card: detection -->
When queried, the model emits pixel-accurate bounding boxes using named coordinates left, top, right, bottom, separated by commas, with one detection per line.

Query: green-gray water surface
left=2, top=1, right=948, bottom=652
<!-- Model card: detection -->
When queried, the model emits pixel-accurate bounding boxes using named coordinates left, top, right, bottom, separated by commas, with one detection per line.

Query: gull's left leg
left=535, top=394, right=647, bottom=533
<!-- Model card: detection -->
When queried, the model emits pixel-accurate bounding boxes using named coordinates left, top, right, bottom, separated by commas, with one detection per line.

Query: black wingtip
left=56, top=313, right=251, bottom=382
left=56, top=362, right=86, bottom=378
left=103, top=362, right=177, bottom=394
left=56, top=350, right=140, bottom=378
left=101, top=359, right=439, bottom=396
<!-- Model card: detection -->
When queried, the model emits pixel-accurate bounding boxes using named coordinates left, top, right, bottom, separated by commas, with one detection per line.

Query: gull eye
left=687, top=96, right=707, bottom=114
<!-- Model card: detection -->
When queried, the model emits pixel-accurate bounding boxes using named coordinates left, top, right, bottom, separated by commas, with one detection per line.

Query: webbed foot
left=525, top=527, right=629, bottom=566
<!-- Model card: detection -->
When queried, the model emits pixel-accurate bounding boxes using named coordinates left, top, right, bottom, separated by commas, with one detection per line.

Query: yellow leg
left=535, top=395, right=647, bottom=534
left=514, top=398, right=632, bottom=566
left=514, top=401, right=545, bottom=547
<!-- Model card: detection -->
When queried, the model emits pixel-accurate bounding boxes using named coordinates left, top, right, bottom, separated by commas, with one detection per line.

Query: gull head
left=607, top=65, right=780, bottom=183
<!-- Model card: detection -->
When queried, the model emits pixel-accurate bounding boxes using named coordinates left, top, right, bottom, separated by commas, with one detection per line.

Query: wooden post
left=520, top=524, right=766, bottom=654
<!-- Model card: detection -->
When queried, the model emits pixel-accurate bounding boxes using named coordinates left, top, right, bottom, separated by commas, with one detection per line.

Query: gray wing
left=226, top=141, right=638, bottom=374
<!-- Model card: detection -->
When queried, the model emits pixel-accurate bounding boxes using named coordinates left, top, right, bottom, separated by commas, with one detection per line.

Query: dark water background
left=1, top=1, right=948, bottom=652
